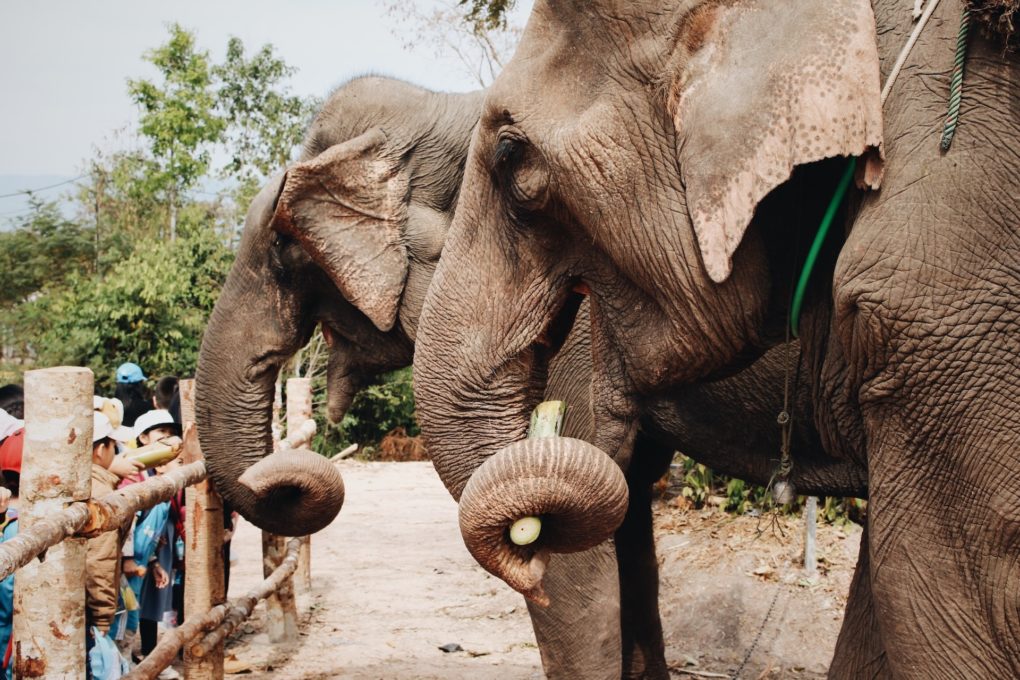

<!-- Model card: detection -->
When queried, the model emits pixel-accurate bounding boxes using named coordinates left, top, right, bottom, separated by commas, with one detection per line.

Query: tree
left=215, top=38, right=318, bottom=207
left=384, top=0, right=523, bottom=87
left=24, top=226, right=234, bottom=391
left=0, top=197, right=94, bottom=308
left=76, top=143, right=163, bottom=265
left=459, top=0, right=517, bottom=29
left=128, top=24, right=224, bottom=241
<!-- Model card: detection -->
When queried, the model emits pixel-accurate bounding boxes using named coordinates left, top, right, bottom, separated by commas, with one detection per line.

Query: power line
left=0, top=175, right=85, bottom=200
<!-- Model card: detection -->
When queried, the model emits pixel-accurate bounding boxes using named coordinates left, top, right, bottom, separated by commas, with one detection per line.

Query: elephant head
left=196, top=77, right=481, bottom=536
left=414, top=0, right=884, bottom=597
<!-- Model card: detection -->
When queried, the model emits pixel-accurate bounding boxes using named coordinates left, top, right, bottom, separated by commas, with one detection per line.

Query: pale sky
left=0, top=1, right=531, bottom=178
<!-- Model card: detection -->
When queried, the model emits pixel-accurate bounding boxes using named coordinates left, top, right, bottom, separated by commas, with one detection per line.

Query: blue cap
left=115, top=362, right=147, bottom=384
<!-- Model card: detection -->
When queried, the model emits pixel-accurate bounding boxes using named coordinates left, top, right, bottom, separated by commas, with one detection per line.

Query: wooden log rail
left=0, top=461, right=206, bottom=582
left=125, top=537, right=305, bottom=680
left=1, top=367, right=326, bottom=680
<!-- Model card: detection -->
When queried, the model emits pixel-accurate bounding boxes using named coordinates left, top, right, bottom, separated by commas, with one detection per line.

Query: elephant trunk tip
left=237, top=448, right=345, bottom=536
left=457, top=436, right=628, bottom=606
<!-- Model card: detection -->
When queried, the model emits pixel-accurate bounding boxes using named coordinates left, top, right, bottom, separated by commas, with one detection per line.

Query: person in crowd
left=87, top=409, right=141, bottom=679
left=152, top=377, right=178, bottom=411
left=130, top=410, right=183, bottom=680
left=114, top=363, right=149, bottom=428
left=0, top=408, right=22, bottom=678
left=0, top=387, right=22, bottom=421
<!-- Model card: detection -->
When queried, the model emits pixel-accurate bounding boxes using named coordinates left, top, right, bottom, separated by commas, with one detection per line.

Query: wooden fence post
left=263, top=378, right=298, bottom=643
left=13, top=367, right=93, bottom=679
left=804, top=496, right=818, bottom=578
left=180, top=379, right=226, bottom=680
left=285, top=377, right=312, bottom=614
left=261, top=532, right=298, bottom=642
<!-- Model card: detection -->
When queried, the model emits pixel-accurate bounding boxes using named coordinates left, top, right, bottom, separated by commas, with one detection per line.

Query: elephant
left=195, top=75, right=865, bottom=678
left=412, top=0, right=1020, bottom=677
left=193, top=75, right=646, bottom=678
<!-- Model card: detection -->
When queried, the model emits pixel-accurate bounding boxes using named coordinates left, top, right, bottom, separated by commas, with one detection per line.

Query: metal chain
left=940, top=6, right=971, bottom=151
left=731, top=588, right=782, bottom=679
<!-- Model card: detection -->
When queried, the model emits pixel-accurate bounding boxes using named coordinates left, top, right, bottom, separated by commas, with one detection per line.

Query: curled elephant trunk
left=237, top=448, right=345, bottom=536
left=457, top=436, right=629, bottom=606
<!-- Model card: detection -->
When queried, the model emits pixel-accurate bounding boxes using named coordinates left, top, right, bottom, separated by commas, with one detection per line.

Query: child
left=87, top=410, right=138, bottom=678
left=0, top=408, right=23, bottom=679
left=129, top=410, right=182, bottom=680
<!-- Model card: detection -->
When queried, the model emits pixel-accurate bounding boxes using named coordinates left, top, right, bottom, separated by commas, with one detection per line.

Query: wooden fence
left=0, top=367, right=320, bottom=680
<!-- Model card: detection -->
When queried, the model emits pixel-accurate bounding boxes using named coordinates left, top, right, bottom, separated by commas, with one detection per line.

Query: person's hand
left=123, top=558, right=146, bottom=578
left=153, top=563, right=170, bottom=589
left=108, top=456, right=144, bottom=478
left=223, top=528, right=233, bottom=543
left=0, top=487, right=11, bottom=514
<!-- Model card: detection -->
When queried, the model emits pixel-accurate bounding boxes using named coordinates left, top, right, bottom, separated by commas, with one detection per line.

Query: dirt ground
left=221, top=461, right=860, bottom=679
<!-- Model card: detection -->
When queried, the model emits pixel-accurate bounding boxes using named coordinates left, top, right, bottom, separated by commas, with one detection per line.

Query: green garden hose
left=789, top=157, right=857, bottom=338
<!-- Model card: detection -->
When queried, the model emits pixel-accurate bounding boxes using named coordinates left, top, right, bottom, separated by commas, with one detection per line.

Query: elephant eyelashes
left=492, top=136, right=525, bottom=180
left=491, top=134, right=551, bottom=220
left=271, top=231, right=294, bottom=249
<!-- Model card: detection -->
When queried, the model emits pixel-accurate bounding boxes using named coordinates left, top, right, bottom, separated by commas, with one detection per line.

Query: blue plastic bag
left=88, top=626, right=127, bottom=679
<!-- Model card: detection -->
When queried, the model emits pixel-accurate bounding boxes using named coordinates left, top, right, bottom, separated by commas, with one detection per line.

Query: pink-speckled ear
left=271, top=128, right=409, bottom=332
left=666, top=0, right=884, bottom=283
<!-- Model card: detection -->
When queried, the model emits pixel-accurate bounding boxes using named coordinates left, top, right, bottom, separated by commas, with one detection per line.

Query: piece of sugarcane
left=126, top=435, right=183, bottom=469
left=508, top=401, right=566, bottom=546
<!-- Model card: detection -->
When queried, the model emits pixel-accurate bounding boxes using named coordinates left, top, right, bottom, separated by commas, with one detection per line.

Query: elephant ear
left=271, top=128, right=410, bottom=332
left=667, top=0, right=885, bottom=283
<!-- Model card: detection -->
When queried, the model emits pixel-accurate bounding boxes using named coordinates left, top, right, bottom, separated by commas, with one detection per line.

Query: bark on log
left=13, top=367, right=92, bottom=679
left=78, top=462, right=207, bottom=537
left=180, top=379, right=226, bottom=680
left=190, top=537, right=304, bottom=658
left=285, top=378, right=312, bottom=614
left=333, top=443, right=359, bottom=461
left=122, top=604, right=228, bottom=680
left=278, top=418, right=316, bottom=451
left=261, top=531, right=299, bottom=643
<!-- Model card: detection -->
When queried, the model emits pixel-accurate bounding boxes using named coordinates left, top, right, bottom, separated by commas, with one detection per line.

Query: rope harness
left=941, top=7, right=972, bottom=150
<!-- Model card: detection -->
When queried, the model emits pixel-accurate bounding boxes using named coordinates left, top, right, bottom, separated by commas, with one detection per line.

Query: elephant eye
left=492, top=136, right=525, bottom=181
left=271, top=231, right=294, bottom=249
left=491, top=133, right=550, bottom=220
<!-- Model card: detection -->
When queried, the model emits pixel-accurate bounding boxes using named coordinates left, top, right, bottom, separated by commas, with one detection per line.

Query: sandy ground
left=221, top=461, right=861, bottom=679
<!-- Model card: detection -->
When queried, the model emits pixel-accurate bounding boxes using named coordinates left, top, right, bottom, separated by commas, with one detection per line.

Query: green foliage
left=127, top=23, right=225, bottom=238
left=459, top=0, right=516, bottom=29
left=820, top=496, right=866, bottom=527
left=20, top=227, right=233, bottom=393
left=670, top=454, right=858, bottom=523
left=0, top=197, right=95, bottom=307
left=311, top=367, right=420, bottom=456
left=214, top=38, right=318, bottom=193
left=678, top=457, right=713, bottom=506
left=1, top=27, right=317, bottom=393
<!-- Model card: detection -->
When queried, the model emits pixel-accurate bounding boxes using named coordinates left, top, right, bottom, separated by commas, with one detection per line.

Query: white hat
left=133, top=409, right=181, bottom=440
left=0, top=408, right=23, bottom=441
left=93, top=411, right=134, bottom=444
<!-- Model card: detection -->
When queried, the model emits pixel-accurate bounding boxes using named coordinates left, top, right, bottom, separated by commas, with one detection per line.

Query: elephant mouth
left=317, top=321, right=363, bottom=423
left=535, top=284, right=587, bottom=354
left=519, top=284, right=588, bottom=399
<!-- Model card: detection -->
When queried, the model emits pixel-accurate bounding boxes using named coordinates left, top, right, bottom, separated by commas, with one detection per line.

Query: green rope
left=940, top=7, right=971, bottom=151
left=789, top=157, right=857, bottom=338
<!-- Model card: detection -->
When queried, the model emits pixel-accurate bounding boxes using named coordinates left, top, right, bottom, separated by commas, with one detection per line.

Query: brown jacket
left=86, top=465, right=129, bottom=632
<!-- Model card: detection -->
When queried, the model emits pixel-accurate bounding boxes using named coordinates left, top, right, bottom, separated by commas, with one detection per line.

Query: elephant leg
left=828, top=521, right=890, bottom=680
left=865, top=447, right=1020, bottom=678
left=526, top=542, right=623, bottom=680
left=616, top=438, right=672, bottom=680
